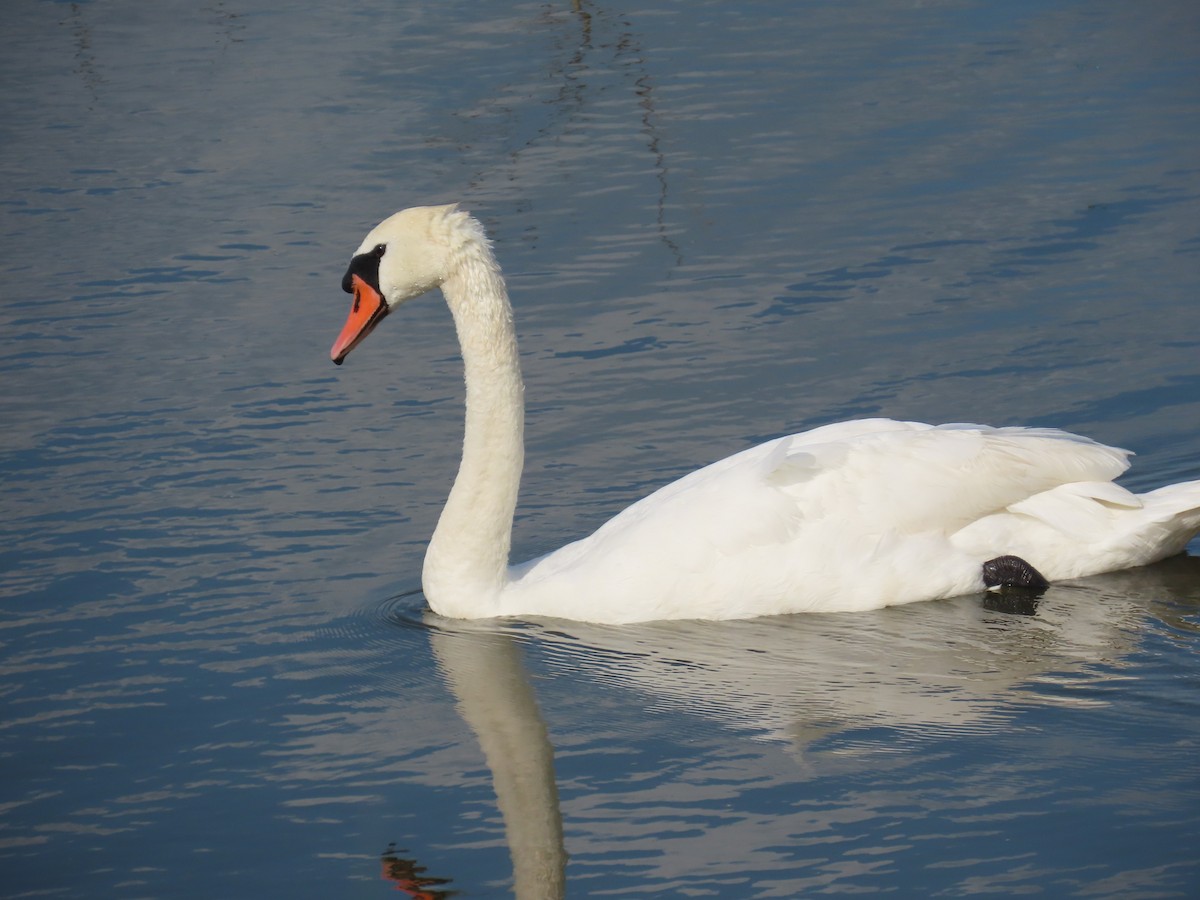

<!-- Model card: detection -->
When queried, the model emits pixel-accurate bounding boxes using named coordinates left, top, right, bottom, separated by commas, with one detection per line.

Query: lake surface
left=2, top=1, right=1199, bottom=896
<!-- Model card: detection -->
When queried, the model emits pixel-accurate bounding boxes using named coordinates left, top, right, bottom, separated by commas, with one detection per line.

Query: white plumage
left=330, top=205, right=1200, bottom=624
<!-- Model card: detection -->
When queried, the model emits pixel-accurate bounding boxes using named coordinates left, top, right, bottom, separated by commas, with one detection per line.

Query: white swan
left=331, top=204, right=1200, bottom=624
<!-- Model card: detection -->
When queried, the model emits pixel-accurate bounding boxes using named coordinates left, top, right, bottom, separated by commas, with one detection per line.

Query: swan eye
left=373, top=244, right=386, bottom=258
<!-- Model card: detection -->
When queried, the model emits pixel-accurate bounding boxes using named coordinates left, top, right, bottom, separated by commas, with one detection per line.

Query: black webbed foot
left=981, top=555, right=1049, bottom=615
left=982, top=555, right=1050, bottom=590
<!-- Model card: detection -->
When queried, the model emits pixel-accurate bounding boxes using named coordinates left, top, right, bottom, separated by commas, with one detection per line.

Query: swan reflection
left=425, top=556, right=1197, bottom=895
left=429, top=622, right=567, bottom=900
left=379, top=845, right=457, bottom=898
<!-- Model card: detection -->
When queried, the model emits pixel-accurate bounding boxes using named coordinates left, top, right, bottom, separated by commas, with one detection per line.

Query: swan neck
left=423, top=239, right=524, bottom=616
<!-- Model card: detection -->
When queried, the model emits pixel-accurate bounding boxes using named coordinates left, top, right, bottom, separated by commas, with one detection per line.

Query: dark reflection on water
left=2, top=0, right=1199, bottom=896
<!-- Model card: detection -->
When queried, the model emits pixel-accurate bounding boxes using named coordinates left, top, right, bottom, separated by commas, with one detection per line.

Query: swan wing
left=779, top=421, right=1129, bottom=534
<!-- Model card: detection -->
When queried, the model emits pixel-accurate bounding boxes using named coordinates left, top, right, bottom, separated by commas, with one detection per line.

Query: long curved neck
left=422, top=238, right=525, bottom=617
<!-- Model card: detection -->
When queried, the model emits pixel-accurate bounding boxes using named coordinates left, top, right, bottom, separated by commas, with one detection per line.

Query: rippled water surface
left=3, top=1, right=1199, bottom=897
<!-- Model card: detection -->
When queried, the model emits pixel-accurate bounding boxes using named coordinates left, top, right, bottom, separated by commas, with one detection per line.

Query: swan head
left=331, top=204, right=466, bottom=364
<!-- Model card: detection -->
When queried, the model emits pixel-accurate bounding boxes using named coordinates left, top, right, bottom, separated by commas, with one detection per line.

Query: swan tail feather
left=1133, top=479, right=1200, bottom=560
left=955, top=479, right=1200, bottom=581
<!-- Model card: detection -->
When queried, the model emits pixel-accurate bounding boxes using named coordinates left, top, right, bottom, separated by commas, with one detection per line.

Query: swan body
left=331, top=204, right=1200, bottom=624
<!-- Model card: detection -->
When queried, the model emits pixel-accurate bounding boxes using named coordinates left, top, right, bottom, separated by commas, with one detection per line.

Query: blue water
left=2, top=1, right=1199, bottom=897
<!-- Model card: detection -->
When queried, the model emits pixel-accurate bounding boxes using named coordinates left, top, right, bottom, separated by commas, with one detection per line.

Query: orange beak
left=331, top=274, right=389, bottom=365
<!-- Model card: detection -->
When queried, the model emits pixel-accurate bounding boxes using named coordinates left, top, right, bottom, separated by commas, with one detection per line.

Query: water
left=2, top=0, right=1198, bottom=896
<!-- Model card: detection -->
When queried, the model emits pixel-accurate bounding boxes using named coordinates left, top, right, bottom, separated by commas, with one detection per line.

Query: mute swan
left=330, top=204, right=1200, bottom=624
